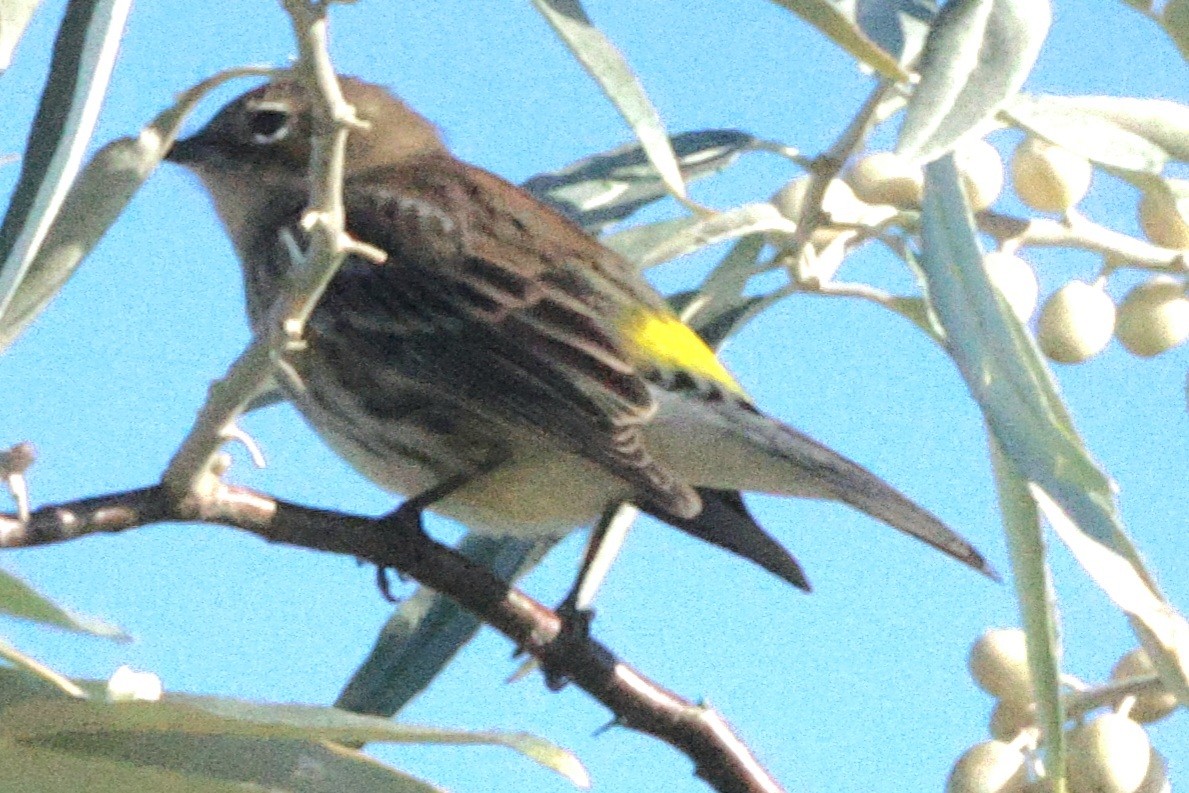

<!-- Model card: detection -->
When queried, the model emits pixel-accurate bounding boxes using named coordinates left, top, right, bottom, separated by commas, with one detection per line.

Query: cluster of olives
left=946, top=628, right=1177, bottom=793
left=835, top=137, right=1189, bottom=363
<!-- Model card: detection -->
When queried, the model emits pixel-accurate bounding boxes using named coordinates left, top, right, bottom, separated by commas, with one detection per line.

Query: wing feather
left=302, top=154, right=701, bottom=518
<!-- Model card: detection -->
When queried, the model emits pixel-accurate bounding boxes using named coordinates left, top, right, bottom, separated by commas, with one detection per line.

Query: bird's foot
left=541, top=598, right=596, bottom=691
left=374, top=498, right=428, bottom=602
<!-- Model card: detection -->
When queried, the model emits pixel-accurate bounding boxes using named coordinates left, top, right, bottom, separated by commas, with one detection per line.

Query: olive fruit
left=1037, top=281, right=1116, bottom=364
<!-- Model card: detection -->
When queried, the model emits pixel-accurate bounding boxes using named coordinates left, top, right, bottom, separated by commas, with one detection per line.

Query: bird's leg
left=374, top=456, right=505, bottom=602
left=558, top=500, right=637, bottom=624
left=555, top=517, right=614, bottom=624
left=539, top=502, right=634, bottom=690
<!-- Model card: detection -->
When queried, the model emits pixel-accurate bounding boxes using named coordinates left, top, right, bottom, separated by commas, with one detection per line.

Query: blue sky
left=0, top=1, right=1186, bottom=791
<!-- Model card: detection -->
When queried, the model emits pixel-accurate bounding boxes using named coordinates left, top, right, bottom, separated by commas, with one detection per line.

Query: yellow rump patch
left=621, top=309, right=746, bottom=396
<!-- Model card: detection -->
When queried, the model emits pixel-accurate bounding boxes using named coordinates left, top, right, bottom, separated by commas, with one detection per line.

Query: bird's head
left=168, top=75, right=445, bottom=175
left=166, top=75, right=445, bottom=242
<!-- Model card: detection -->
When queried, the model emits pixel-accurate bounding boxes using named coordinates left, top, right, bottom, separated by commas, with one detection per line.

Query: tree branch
left=0, top=484, right=786, bottom=793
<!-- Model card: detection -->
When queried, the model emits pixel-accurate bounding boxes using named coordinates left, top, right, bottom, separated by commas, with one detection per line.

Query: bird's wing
left=307, top=155, right=707, bottom=518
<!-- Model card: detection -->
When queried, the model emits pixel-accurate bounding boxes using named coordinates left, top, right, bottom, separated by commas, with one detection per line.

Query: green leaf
left=0, top=0, right=42, bottom=70
left=988, top=441, right=1065, bottom=789
left=0, top=738, right=263, bottom=793
left=1004, top=94, right=1170, bottom=174
left=0, top=674, right=588, bottom=788
left=602, top=216, right=702, bottom=264
left=1013, top=95, right=1189, bottom=163
left=631, top=203, right=794, bottom=268
left=897, top=0, right=1050, bottom=162
left=336, top=534, right=555, bottom=719
left=522, top=130, right=760, bottom=233
left=888, top=293, right=946, bottom=341
left=0, top=669, right=450, bottom=792
left=6, top=733, right=449, bottom=793
left=856, top=0, right=936, bottom=66
left=1163, top=0, right=1189, bottom=62
left=0, top=136, right=161, bottom=351
left=919, top=160, right=1186, bottom=735
left=685, top=294, right=773, bottom=350
left=0, top=64, right=273, bottom=352
left=919, top=156, right=1121, bottom=547
left=764, top=0, right=910, bottom=80
left=531, top=0, right=688, bottom=202
left=0, top=567, right=125, bottom=638
left=1035, top=489, right=1189, bottom=710
left=0, top=0, right=132, bottom=348
left=677, top=235, right=767, bottom=333
left=569, top=504, right=640, bottom=611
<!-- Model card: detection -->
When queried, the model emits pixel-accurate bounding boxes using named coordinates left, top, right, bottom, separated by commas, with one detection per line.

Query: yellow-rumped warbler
left=166, top=76, right=993, bottom=591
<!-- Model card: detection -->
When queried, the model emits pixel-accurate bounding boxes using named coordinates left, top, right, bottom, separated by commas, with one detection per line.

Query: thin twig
left=161, top=343, right=274, bottom=497
left=163, top=1, right=367, bottom=498
left=780, top=80, right=894, bottom=277
left=980, top=209, right=1189, bottom=274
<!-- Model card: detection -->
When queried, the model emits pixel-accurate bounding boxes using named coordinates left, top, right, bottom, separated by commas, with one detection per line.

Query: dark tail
left=651, top=488, right=812, bottom=592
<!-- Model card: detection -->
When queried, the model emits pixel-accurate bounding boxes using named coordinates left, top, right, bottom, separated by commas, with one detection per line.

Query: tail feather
left=651, top=488, right=812, bottom=591
left=647, top=392, right=998, bottom=581
left=741, top=418, right=998, bottom=580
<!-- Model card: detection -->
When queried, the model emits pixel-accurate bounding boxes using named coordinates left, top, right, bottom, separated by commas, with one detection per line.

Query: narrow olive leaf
left=634, top=203, right=795, bottom=268
left=683, top=294, right=774, bottom=351
left=0, top=0, right=132, bottom=333
left=1004, top=94, right=1170, bottom=174
left=898, top=248, right=948, bottom=342
left=764, top=0, right=909, bottom=80
left=889, top=294, right=946, bottom=340
left=1017, top=95, right=1189, bottom=163
left=1163, top=0, right=1189, bottom=61
left=602, top=216, right=702, bottom=263
left=523, top=130, right=760, bottom=232
left=0, top=0, right=42, bottom=70
left=0, top=694, right=590, bottom=786
left=856, top=0, right=937, bottom=66
left=0, top=65, right=274, bottom=352
left=1033, top=486, right=1189, bottom=709
left=0, top=568, right=126, bottom=638
left=0, top=136, right=156, bottom=351
left=677, top=235, right=766, bottom=331
left=897, top=0, right=1050, bottom=163
left=0, top=729, right=451, bottom=793
left=532, top=0, right=688, bottom=202
left=988, top=441, right=1065, bottom=786
left=0, top=637, right=86, bottom=698
left=920, top=157, right=1134, bottom=557
left=336, top=534, right=555, bottom=719
left=0, top=738, right=266, bottom=793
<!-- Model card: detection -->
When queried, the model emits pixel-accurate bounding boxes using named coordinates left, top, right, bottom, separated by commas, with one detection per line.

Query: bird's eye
left=248, top=109, right=291, bottom=144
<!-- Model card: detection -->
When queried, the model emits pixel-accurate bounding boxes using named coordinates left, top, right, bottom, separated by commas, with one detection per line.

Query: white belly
left=304, top=400, right=630, bottom=538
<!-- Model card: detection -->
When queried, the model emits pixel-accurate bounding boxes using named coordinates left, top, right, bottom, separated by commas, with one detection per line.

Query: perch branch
left=0, top=484, right=785, bottom=793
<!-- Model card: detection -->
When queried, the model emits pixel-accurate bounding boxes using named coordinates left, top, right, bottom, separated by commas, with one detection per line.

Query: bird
left=165, top=75, right=995, bottom=592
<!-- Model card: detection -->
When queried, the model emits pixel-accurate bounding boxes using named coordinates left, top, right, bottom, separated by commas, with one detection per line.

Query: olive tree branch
left=0, top=483, right=786, bottom=793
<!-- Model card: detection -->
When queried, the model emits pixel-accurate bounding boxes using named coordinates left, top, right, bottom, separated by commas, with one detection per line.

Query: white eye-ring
left=248, top=103, right=292, bottom=144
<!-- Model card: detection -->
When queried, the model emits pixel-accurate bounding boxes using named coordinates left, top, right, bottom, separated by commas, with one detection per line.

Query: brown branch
left=0, top=484, right=786, bottom=793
